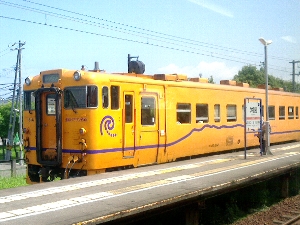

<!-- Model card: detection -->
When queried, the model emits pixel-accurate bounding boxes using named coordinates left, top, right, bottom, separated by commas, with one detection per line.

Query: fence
left=0, top=159, right=26, bottom=178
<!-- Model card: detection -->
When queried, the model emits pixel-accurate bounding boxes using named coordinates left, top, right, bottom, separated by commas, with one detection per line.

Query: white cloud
left=157, top=61, right=239, bottom=84
left=281, top=36, right=297, bottom=44
left=187, top=0, right=234, bottom=18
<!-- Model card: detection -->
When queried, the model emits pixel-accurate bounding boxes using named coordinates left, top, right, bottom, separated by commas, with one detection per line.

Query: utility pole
left=6, top=40, right=25, bottom=164
left=290, top=60, right=300, bottom=92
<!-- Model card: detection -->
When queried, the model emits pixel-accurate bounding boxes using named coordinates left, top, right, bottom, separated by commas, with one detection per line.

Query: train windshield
left=64, top=86, right=98, bottom=109
left=24, top=90, right=36, bottom=111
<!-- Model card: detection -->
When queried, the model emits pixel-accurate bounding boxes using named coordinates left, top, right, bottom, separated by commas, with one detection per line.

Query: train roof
left=27, top=68, right=300, bottom=97
left=107, top=71, right=299, bottom=97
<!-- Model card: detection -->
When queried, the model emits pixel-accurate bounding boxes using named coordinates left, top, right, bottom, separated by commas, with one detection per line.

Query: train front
left=23, top=69, right=97, bottom=183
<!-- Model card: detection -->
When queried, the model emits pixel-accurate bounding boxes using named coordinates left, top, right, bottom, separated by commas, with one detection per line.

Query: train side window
left=269, top=106, right=275, bottom=120
left=279, top=106, right=285, bottom=120
left=214, top=104, right=220, bottom=122
left=111, top=86, right=119, bottom=110
left=288, top=106, right=294, bottom=119
left=102, top=86, right=109, bottom=109
left=125, top=95, right=133, bottom=123
left=177, top=103, right=191, bottom=124
left=226, top=104, right=236, bottom=122
left=196, top=104, right=208, bottom=123
left=296, top=107, right=299, bottom=119
left=141, top=97, right=155, bottom=126
left=24, top=91, right=35, bottom=111
left=87, top=86, right=98, bottom=107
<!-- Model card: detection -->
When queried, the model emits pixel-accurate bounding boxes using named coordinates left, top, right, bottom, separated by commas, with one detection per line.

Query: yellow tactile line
left=272, top=144, right=300, bottom=151
left=0, top=151, right=299, bottom=222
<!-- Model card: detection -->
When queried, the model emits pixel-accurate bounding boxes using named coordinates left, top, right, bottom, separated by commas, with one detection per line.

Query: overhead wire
left=0, top=1, right=264, bottom=66
left=2, top=0, right=289, bottom=63
left=0, top=46, right=14, bottom=58
left=0, top=46, right=10, bottom=54
left=0, top=0, right=293, bottom=74
left=2, top=0, right=252, bottom=56
left=21, top=0, right=290, bottom=62
left=0, top=14, right=289, bottom=73
left=0, top=15, right=264, bottom=67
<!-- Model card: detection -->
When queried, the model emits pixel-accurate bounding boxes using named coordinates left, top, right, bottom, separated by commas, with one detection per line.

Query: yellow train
left=23, top=60, right=300, bottom=183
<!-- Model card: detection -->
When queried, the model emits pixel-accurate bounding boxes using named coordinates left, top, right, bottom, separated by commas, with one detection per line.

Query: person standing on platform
left=258, top=119, right=271, bottom=155
left=260, top=122, right=267, bottom=155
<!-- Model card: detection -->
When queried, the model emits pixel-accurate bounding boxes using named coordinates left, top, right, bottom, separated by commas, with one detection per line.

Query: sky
left=0, top=0, right=299, bottom=99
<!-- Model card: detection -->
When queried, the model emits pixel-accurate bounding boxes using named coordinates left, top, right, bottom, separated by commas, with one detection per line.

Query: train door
left=35, top=87, right=62, bottom=166
left=122, top=92, right=135, bottom=158
left=138, top=94, right=159, bottom=164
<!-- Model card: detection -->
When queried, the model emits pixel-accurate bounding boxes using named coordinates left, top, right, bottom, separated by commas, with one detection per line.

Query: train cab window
left=296, top=107, right=299, bottom=119
left=125, top=95, right=133, bottom=123
left=269, top=106, right=275, bottom=120
left=177, top=103, right=191, bottom=124
left=24, top=91, right=35, bottom=111
left=214, top=104, right=220, bottom=122
left=196, top=104, right=208, bottom=123
left=46, top=94, right=56, bottom=115
left=279, top=106, right=285, bottom=120
left=64, top=86, right=98, bottom=109
left=87, top=86, right=98, bottom=107
left=102, top=86, right=109, bottom=108
left=226, top=104, right=236, bottom=122
left=288, top=106, right=294, bottom=119
left=111, top=86, right=119, bottom=110
left=141, top=97, right=155, bottom=126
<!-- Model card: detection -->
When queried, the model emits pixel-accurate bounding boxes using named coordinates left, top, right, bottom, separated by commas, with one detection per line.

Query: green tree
left=208, top=75, right=215, bottom=84
left=233, top=65, right=299, bottom=93
left=0, top=111, right=3, bottom=126
left=233, top=65, right=264, bottom=88
left=0, top=103, right=19, bottom=138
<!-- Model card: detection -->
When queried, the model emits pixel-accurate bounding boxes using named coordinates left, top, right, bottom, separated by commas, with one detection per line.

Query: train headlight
left=79, top=128, right=86, bottom=135
left=25, top=77, right=32, bottom=86
left=73, top=71, right=81, bottom=81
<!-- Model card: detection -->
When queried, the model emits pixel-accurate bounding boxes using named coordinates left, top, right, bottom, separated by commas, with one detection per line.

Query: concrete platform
left=0, top=142, right=300, bottom=225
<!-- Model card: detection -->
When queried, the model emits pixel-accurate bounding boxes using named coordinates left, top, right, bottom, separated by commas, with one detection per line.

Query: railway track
left=233, top=194, right=300, bottom=225
left=273, top=210, right=300, bottom=225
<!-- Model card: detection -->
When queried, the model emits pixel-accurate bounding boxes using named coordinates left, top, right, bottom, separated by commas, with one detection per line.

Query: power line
left=0, top=83, right=14, bottom=85
left=2, top=1, right=248, bottom=55
left=0, top=50, right=13, bottom=58
left=0, top=46, right=10, bottom=54
left=21, top=0, right=291, bottom=62
left=1, top=0, right=291, bottom=63
left=0, top=15, right=248, bottom=63
left=0, top=15, right=290, bottom=74
left=0, top=1, right=293, bottom=75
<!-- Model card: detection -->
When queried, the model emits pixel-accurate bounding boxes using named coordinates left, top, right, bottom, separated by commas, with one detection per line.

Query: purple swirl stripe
left=100, top=115, right=117, bottom=137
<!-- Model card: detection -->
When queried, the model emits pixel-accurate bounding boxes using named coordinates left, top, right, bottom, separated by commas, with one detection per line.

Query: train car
left=23, top=61, right=300, bottom=184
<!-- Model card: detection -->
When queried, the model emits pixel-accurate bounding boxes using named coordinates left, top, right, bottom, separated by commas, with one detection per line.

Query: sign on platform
left=245, top=101, right=261, bottom=131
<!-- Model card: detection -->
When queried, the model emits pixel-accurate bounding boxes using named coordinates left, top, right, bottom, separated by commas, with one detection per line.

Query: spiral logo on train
left=100, top=115, right=117, bottom=137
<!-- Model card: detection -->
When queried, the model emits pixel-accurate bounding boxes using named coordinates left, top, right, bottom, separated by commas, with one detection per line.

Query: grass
left=0, top=176, right=28, bottom=189
left=0, top=145, right=28, bottom=190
